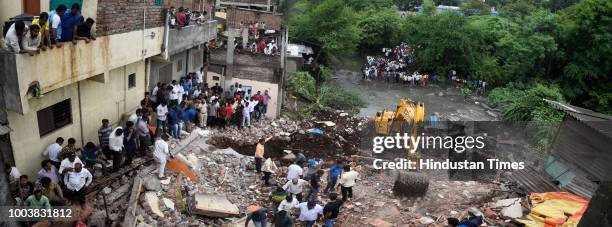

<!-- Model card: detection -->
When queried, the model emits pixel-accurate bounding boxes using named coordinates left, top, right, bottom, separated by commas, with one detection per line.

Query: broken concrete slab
left=162, top=198, right=175, bottom=211
left=143, top=176, right=161, bottom=191
left=193, top=193, right=240, bottom=218
left=419, top=216, right=435, bottom=225
left=367, top=218, right=393, bottom=227
left=144, top=192, right=164, bottom=218
left=494, top=198, right=523, bottom=218
left=106, top=183, right=132, bottom=203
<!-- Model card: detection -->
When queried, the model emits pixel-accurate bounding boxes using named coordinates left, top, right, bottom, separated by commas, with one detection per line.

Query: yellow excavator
left=374, top=98, right=429, bottom=196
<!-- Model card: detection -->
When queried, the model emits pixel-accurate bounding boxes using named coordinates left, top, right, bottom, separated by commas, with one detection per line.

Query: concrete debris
left=143, top=176, right=161, bottom=191
left=367, top=218, right=393, bottom=227
left=494, top=198, right=523, bottom=218
left=162, top=198, right=175, bottom=211
left=193, top=193, right=240, bottom=218
left=144, top=192, right=164, bottom=218
left=419, top=216, right=435, bottom=225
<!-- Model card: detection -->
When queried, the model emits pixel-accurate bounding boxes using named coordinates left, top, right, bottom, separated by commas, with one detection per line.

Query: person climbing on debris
left=274, top=210, right=294, bottom=227
left=294, top=200, right=323, bottom=227
left=286, top=161, right=304, bottom=181
left=154, top=134, right=173, bottom=180
left=335, top=165, right=360, bottom=202
left=270, top=185, right=289, bottom=215
left=283, top=177, right=310, bottom=202
left=245, top=205, right=268, bottom=227
left=323, top=193, right=343, bottom=227
left=255, top=136, right=273, bottom=173
left=324, top=160, right=343, bottom=194
left=307, top=169, right=325, bottom=201
left=262, top=157, right=278, bottom=185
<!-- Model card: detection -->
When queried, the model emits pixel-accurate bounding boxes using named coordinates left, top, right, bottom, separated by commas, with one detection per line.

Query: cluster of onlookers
left=3, top=3, right=96, bottom=55
left=364, top=43, right=488, bottom=91
left=169, top=6, right=208, bottom=27
left=246, top=138, right=362, bottom=227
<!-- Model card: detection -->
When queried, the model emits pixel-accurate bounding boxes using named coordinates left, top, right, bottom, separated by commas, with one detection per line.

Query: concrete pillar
left=242, top=27, right=248, bottom=49
left=224, top=29, right=236, bottom=89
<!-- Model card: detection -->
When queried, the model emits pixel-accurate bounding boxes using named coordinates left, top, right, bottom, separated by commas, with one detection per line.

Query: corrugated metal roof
left=545, top=99, right=612, bottom=139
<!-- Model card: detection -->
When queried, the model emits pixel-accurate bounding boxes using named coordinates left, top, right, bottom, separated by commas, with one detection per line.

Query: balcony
left=210, top=48, right=281, bottom=69
left=0, top=27, right=165, bottom=114
left=218, top=0, right=280, bottom=7
left=166, top=20, right=218, bottom=56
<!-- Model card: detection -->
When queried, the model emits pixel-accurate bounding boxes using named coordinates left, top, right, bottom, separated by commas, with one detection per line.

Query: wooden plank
left=122, top=177, right=143, bottom=227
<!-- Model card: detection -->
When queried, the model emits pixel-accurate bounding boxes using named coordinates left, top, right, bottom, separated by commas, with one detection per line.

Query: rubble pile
left=208, top=110, right=369, bottom=158
left=336, top=157, right=532, bottom=226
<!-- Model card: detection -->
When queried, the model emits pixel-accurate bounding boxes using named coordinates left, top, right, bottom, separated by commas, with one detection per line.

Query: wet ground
left=332, top=69, right=496, bottom=121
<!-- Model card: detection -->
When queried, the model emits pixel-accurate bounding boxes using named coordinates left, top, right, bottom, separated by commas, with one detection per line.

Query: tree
left=394, top=0, right=423, bottom=11
left=358, top=8, right=402, bottom=49
left=556, top=0, right=612, bottom=114
left=288, top=0, right=363, bottom=57
left=460, top=0, right=491, bottom=15
left=401, top=11, right=480, bottom=75
left=345, top=0, right=394, bottom=11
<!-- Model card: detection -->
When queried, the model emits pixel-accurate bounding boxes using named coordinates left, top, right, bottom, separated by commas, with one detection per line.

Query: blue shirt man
left=60, top=4, right=81, bottom=42
left=324, top=161, right=344, bottom=194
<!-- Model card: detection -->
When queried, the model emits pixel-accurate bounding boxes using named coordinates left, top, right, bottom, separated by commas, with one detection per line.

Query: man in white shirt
left=156, top=102, right=168, bottom=136
left=63, top=163, right=92, bottom=201
left=278, top=195, right=298, bottom=213
left=283, top=178, right=309, bottom=202
left=21, top=24, right=41, bottom=55
left=153, top=134, right=172, bottom=179
left=335, top=165, right=360, bottom=201
left=4, top=21, right=27, bottom=53
left=42, top=137, right=64, bottom=169
left=170, top=80, right=180, bottom=102
left=196, top=67, right=204, bottom=85
left=4, top=164, right=21, bottom=184
left=48, top=4, right=66, bottom=47
left=59, top=153, right=83, bottom=175
left=286, top=162, right=304, bottom=181
left=294, top=200, right=323, bottom=226
left=109, top=127, right=124, bottom=171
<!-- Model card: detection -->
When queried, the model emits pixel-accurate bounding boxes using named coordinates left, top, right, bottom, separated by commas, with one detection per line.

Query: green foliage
left=488, top=83, right=564, bottom=121
left=555, top=0, right=612, bottom=114
left=345, top=0, right=394, bottom=11
left=394, top=0, right=423, bottom=11
left=288, top=72, right=365, bottom=115
left=358, top=8, right=402, bottom=49
left=462, top=87, right=472, bottom=100
left=460, top=0, right=491, bottom=15
left=434, top=0, right=461, bottom=6
left=288, top=72, right=318, bottom=102
left=288, top=0, right=363, bottom=57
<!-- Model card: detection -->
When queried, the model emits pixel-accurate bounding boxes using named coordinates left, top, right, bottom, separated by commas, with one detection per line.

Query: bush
left=288, top=71, right=365, bottom=115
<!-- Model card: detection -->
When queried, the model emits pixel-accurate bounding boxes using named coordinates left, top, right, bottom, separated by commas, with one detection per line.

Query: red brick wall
left=226, top=8, right=282, bottom=30
left=96, top=0, right=165, bottom=36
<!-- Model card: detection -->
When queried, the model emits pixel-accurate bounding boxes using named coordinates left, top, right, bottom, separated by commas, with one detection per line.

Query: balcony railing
left=166, top=20, right=218, bottom=56
left=0, top=26, right=165, bottom=114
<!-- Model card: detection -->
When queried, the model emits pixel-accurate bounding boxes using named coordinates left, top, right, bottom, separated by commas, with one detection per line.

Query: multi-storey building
left=209, top=5, right=286, bottom=118
left=0, top=0, right=217, bottom=177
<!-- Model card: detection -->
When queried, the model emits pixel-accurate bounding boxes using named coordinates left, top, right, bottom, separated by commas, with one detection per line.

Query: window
left=128, top=73, right=136, bottom=89
left=155, top=0, right=164, bottom=6
left=213, top=76, right=220, bottom=81
left=177, top=59, right=183, bottom=72
left=37, top=99, right=72, bottom=137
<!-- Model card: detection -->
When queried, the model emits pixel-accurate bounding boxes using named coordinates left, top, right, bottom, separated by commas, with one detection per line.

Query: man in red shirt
left=177, top=7, right=187, bottom=27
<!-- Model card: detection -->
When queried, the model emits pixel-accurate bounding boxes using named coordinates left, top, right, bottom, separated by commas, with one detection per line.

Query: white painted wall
left=7, top=60, right=146, bottom=178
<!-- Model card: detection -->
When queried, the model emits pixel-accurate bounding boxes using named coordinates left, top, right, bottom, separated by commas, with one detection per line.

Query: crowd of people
left=3, top=62, right=274, bottom=224
left=3, top=3, right=96, bottom=55
left=363, top=43, right=488, bottom=91
left=246, top=138, right=362, bottom=227
left=169, top=6, right=208, bottom=27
